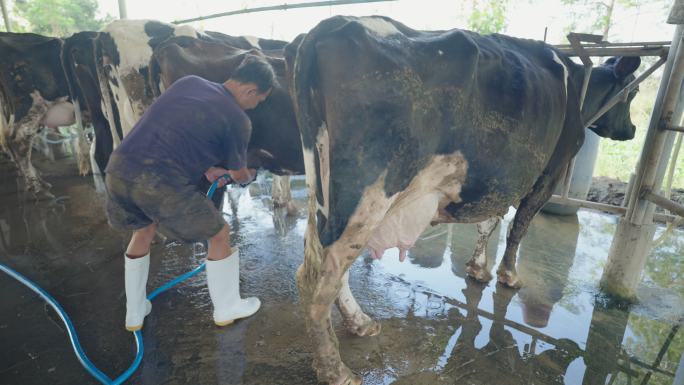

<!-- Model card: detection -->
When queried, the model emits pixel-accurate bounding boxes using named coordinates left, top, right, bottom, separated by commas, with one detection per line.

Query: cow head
left=583, top=56, right=641, bottom=141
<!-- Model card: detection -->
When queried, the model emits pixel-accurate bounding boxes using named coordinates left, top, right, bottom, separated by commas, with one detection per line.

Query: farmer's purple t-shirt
left=106, top=75, right=250, bottom=184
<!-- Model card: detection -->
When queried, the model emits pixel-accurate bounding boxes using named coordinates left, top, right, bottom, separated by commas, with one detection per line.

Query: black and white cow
left=62, top=31, right=116, bottom=174
left=95, top=20, right=203, bottom=141
left=286, top=16, right=640, bottom=384
left=0, top=32, right=92, bottom=198
left=203, top=30, right=289, bottom=52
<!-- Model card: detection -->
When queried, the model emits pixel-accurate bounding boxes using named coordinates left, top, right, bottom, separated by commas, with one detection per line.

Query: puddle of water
left=1, top=162, right=682, bottom=385
left=240, top=174, right=684, bottom=385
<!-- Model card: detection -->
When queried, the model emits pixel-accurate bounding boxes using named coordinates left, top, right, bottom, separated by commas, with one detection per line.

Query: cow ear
left=613, top=56, right=640, bottom=79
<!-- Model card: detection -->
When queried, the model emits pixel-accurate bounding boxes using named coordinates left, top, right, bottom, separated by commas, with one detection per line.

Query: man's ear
left=245, top=83, right=259, bottom=96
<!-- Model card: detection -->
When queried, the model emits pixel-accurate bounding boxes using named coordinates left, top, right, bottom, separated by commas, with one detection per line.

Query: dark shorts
left=105, top=172, right=225, bottom=243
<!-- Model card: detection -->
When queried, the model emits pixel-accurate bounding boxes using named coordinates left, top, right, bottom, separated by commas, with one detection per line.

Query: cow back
left=291, top=16, right=580, bottom=244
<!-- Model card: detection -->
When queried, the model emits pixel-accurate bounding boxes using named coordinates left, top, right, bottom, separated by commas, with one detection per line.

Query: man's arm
left=228, top=167, right=256, bottom=184
left=205, top=166, right=256, bottom=187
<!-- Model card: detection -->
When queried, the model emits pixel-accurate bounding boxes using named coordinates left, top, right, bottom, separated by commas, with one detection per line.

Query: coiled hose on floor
left=0, top=175, right=228, bottom=384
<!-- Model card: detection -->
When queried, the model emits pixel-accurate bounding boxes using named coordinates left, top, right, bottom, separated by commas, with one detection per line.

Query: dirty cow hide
left=0, top=32, right=89, bottom=198
left=287, top=15, right=640, bottom=384
left=96, top=19, right=202, bottom=141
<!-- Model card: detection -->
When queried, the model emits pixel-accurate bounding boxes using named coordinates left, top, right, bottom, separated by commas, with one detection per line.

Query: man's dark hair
left=231, top=55, right=276, bottom=93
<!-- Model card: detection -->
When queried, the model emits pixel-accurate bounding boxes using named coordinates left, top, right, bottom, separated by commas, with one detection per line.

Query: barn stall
left=0, top=0, right=683, bottom=384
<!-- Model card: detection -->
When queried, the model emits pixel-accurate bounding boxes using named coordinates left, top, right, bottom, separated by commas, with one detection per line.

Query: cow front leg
left=466, top=217, right=500, bottom=282
left=498, top=176, right=557, bottom=288
left=335, top=270, right=381, bottom=337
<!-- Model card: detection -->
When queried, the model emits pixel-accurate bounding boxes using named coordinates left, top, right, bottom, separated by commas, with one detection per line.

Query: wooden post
left=0, top=0, right=11, bottom=32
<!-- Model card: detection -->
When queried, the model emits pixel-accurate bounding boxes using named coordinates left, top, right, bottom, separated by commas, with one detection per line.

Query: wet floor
left=1, top=150, right=683, bottom=385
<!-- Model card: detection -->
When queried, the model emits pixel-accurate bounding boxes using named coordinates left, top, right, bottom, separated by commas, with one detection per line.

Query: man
left=104, top=55, right=276, bottom=331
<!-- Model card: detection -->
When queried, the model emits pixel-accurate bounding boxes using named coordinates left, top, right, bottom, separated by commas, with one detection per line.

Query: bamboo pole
left=0, top=0, right=11, bottom=32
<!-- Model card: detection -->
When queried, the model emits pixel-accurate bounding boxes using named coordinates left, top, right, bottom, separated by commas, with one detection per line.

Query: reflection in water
left=440, top=280, right=581, bottom=385
left=409, top=226, right=449, bottom=268
left=1, top=166, right=682, bottom=385
left=376, top=208, right=682, bottom=385
left=583, top=299, right=631, bottom=385
left=517, top=214, right=580, bottom=328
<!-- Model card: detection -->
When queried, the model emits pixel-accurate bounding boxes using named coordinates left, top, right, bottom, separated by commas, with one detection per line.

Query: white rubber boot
left=124, top=254, right=152, bottom=331
left=206, top=248, right=261, bottom=326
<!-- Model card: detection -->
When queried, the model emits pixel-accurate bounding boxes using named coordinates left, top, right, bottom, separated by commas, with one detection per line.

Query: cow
left=62, top=31, right=118, bottom=174
left=0, top=32, right=93, bottom=198
left=150, top=34, right=304, bottom=210
left=204, top=30, right=288, bottom=52
left=95, top=19, right=203, bottom=141
left=286, top=16, right=640, bottom=384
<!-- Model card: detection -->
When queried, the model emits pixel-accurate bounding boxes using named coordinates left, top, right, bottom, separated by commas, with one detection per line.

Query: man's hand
left=228, top=167, right=257, bottom=185
left=205, top=167, right=232, bottom=188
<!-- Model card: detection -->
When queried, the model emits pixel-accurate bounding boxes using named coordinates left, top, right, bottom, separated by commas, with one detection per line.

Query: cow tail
left=0, top=83, right=11, bottom=152
left=292, top=16, right=350, bottom=151
left=291, top=31, right=324, bottom=281
left=148, top=54, right=163, bottom=98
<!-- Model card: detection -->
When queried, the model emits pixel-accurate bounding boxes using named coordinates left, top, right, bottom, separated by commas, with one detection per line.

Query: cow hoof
left=30, top=189, right=55, bottom=201
left=347, top=319, right=381, bottom=337
left=497, top=271, right=523, bottom=289
left=332, top=372, right=362, bottom=385
left=466, top=263, right=493, bottom=282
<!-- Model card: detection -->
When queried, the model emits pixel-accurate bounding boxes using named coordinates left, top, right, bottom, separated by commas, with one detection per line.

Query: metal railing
left=548, top=34, right=682, bottom=223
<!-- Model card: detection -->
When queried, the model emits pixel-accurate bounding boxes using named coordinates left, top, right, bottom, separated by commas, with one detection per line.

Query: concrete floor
left=1, top=147, right=683, bottom=385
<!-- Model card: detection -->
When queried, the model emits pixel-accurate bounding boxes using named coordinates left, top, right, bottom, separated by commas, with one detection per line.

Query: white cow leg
left=335, top=270, right=381, bottom=337
left=297, top=181, right=391, bottom=385
left=466, top=217, right=500, bottom=282
left=297, top=236, right=363, bottom=385
left=272, top=175, right=296, bottom=215
left=11, top=134, right=52, bottom=198
left=9, top=92, right=53, bottom=198
left=72, top=100, right=91, bottom=175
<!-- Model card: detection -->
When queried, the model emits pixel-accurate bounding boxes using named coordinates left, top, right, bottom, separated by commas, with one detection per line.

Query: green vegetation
left=595, top=67, right=684, bottom=189
left=467, top=0, right=509, bottom=34
left=2, top=0, right=111, bottom=36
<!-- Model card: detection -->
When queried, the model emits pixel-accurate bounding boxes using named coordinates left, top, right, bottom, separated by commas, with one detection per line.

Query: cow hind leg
left=498, top=174, right=558, bottom=288
left=10, top=137, right=53, bottom=198
left=297, top=243, right=362, bottom=385
left=466, top=217, right=500, bottom=282
left=335, top=270, right=381, bottom=337
left=8, top=94, right=54, bottom=199
left=298, top=186, right=392, bottom=385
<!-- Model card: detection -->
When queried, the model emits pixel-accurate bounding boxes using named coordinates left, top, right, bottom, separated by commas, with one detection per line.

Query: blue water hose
left=0, top=176, right=228, bottom=384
